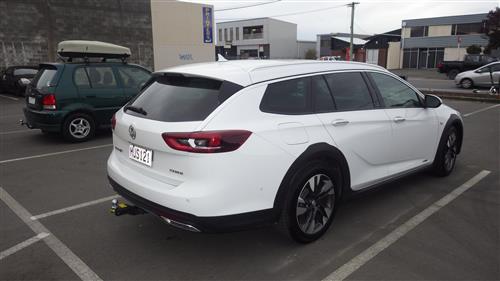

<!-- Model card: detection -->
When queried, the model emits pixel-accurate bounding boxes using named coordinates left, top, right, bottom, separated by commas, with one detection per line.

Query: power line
left=216, top=3, right=348, bottom=21
left=215, top=0, right=281, bottom=12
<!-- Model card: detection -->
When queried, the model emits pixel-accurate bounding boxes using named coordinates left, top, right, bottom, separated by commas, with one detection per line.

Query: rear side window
left=325, top=72, right=374, bottom=111
left=34, top=68, right=57, bottom=90
left=86, top=67, right=118, bottom=88
left=369, top=72, right=422, bottom=108
left=260, top=77, right=311, bottom=114
left=14, top=69, right=38, bottom=76
left=74, top=68, right=91, bottom=88
left=118, top=67, right=151, bottom=89
left=312, top=75, right=335, bottom=113
left=126, top=74, right=242, bottom=122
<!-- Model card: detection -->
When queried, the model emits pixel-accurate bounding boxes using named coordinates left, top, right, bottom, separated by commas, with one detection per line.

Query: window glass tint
left=127, top=75, right=241, bottom=122
left=74, top=68, right=90, bottom=88
left=34, top=68, right=57, bottom=90
left=325, top=72, right=374, bottom=111
left=261, top=77, right=310, bottom=114
left=118, top=67, right=151, bottom=89
left=14, top=68, right=38, bottom=76
left=312, top=75, right=335, bottom=112
left=491, top=63, right=500, bottom=72
left=87, top=67, right=117, bottom=88
left=370, top=73, right=421, bottom=108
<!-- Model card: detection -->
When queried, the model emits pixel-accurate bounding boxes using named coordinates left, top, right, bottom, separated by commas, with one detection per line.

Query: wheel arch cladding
left=272, top=143, right=351, bottom=218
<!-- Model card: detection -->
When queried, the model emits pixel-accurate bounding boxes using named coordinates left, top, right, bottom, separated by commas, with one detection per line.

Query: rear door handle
left=393, top=116, right=406, bottom=123
left=332, top=119, right=349, bottom=126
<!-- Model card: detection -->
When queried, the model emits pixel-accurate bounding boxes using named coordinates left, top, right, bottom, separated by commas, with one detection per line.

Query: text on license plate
left=28, top=97, right=36, bottom=104
left=129, top=144, right=153, bottom=167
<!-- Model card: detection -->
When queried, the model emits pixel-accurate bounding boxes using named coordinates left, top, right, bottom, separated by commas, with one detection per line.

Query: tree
left=304, top=49, right=317, bottom=59
left=484, top=7, right=500, bottom=53
left=466, top=44, right=482, bottom=54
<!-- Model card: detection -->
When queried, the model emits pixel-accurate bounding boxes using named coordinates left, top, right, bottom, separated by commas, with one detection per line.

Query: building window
left=320, top=38, right=330, bottom=48
left=224, top=28, right=228, bottom=42
left=452, top=23, right=484, bottom=35
left=236, top=27, right=239, bottom=40
left=230, top=28, right=233, bottom=41
left=403, top=48, right=444, bottom=69
left=218, top=29, right=222, bottom=42
left=410, top=26, right=428, bottom=37
left=243, top=25, right=264, bottom=40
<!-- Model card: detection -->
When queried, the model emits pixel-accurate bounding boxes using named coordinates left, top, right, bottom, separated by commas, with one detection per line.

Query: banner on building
left=202, top=7, right=213, bottom=44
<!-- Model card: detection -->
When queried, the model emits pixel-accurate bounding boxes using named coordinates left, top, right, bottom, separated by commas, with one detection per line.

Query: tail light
left=437, top=62, right=443, bottom=69
left=162, top=130, right=252, bottom=153
left=111, top=114, right=116, bottom=130
left=42, top=94, right=56, bottom=110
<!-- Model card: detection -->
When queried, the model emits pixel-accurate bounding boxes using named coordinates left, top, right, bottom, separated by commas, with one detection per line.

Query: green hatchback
left=23, top=62, right=151, bottom=141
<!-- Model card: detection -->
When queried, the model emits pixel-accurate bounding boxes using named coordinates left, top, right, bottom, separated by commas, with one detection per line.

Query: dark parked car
left=0, top=66, right=39, bottom=96
left=437, top=54, right=497, bottom=80
left=23, top=62, right=151, bottom=142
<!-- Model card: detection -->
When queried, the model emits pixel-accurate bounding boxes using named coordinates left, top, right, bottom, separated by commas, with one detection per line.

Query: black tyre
left=432, top=126, right=459, bottom=177
left=62, top=113, right=95, bottom=142
left=460, top=78, right=473, bottom=89
left=279, top=160, right=342, bottom=243
left=448, top=69, right=459, bottom=80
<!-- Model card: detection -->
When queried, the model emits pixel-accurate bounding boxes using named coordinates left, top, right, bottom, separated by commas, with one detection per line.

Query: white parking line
left=0, top=144, right=112, bottom=164
left=323, top=170, right=491, bottom=281
left=0, top=232, right=50, bottom=260
left=31, top=195, right=120, bottom=220
left=0, top=129, right=33, bottom=135
left=0, top=186, right=102, bottom=281
left=0, top=94, right=19, bottom=101
left=463, top=104, right=500, bottom=117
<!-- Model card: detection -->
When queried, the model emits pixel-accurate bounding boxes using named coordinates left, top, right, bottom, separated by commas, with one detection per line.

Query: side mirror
left=19, top=78, right=31, bottom=86
left=424, top=94, right=442, bottom=108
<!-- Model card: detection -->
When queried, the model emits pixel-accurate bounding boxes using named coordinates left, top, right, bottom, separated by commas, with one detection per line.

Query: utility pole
left=347, top=2, right=359, bottom=61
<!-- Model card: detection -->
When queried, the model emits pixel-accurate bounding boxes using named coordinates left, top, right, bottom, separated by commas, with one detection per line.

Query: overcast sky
left=183, top=0, right=499, bottom=40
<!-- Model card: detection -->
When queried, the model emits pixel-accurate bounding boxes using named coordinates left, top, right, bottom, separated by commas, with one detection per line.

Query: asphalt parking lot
left=1, top=93, right=499, bottom=281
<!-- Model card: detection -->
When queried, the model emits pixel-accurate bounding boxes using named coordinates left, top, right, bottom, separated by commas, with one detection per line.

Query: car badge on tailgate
left=129, top=125, right=136, bottom=140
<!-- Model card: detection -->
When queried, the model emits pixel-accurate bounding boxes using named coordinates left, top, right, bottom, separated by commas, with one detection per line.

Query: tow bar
left=110, top=199, right=146, bottom=216
left=19, top=119, right=33, bottom=129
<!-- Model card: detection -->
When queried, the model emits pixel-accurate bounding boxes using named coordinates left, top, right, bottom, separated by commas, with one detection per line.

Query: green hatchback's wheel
left=62, top=113, right=95, bottom=142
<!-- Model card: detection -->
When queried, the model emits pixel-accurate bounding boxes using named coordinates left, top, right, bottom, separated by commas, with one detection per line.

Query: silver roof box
left=57, top=40, right=131, bottom=59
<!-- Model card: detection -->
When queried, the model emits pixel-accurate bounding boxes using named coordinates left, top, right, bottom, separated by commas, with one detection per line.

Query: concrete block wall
left=0, top=0, right=153, bottom=70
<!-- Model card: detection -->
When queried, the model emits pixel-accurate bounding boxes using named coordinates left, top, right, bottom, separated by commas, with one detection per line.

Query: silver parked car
left=455, top=62, right=500, bottom=89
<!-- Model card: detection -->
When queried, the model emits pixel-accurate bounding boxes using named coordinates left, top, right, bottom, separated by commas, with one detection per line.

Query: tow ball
left=110, top=199, right=146, bottom=216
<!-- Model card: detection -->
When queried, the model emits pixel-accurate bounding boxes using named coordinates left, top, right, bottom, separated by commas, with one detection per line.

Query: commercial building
left=363, top=29, right=401, bottom=69
left=0, top=0, right=215, bottom=70
left=400, top=13, right=488, bottom=69
left=316, top=33, right=370, bottom=61
left=216, top=18, right=315, bottom=59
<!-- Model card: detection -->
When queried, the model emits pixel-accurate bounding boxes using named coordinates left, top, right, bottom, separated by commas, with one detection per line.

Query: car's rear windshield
left=14, top=68, right=38, bottom=76
left=125, top=74, right=243, bottom=122
left=34, top=68, right=57, bottom=90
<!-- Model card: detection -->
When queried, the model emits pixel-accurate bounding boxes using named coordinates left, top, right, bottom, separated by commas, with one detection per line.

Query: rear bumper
left=108, top=176, right=276, bottom=233
left=23, top=107, right=65, bottom=132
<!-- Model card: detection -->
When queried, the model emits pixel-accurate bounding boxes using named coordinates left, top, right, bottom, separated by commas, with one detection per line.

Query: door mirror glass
left=424, top=94, right=442, bottom=108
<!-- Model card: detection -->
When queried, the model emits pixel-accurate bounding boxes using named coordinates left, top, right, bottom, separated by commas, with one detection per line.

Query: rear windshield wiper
left=124, top=105, right=147, bottom=116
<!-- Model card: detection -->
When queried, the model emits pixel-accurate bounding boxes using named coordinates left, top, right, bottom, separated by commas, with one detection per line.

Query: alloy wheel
left=444, top=131, right=458, bottom=172
left=69, top=117, right=91, bottom=139
left=296, top=174, right=335, bottom=235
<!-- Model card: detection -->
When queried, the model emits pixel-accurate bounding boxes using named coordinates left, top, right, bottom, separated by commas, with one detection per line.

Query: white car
left=454, top=61, right=500, bottom=89
left=107, top=60, right=463, bottom=243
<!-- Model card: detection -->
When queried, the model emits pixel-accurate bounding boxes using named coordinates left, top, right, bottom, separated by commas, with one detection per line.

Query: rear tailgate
left=26, top=64, right=62, bottom=110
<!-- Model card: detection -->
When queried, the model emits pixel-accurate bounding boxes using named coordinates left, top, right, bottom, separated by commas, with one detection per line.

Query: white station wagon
left=107, top=60, right=463, bottom=243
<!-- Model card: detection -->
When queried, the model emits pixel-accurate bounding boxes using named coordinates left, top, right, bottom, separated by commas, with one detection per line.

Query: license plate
left=129, top=144, right=153, bottom=167
left=28, top=96, right=35, bottom=104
